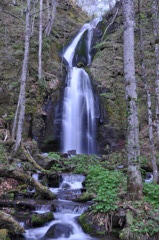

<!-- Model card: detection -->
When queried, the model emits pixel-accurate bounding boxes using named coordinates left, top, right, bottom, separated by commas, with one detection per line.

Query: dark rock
left=61, top=183, right=71, bottom=189
left=47, top=174, right=61, bottom=188
left=45, top=223, right=73, bottom=238
left=67, top=150, right=76, bottom=155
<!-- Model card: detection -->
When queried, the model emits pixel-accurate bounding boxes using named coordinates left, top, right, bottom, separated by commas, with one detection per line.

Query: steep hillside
left=90, top=0, right=157, bottom=158
left=0, top=0, right=89, bottom=150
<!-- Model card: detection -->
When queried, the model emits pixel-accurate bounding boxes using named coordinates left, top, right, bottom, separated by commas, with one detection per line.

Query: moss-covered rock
left=74, top=192, right=93, bottom=202
left=0, top=229, right=10, bottom=240
left=31, top=212, right=54, bottom=227
left=79, top=213, right=95, bottom=235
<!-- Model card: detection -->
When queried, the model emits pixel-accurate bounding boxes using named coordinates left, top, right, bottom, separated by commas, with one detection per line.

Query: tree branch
left=101, top=8, right=119, bottom=42
left=0, top=10, right=25, bottom=23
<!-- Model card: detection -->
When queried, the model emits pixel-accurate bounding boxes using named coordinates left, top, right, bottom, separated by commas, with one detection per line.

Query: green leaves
left=143, top=183, right=159, bottom=208
left=86, top=165, right=126, bottom=213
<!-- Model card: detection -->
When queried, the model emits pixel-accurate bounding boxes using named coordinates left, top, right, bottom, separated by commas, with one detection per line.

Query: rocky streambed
left=2, top=173, right=119, bottom=240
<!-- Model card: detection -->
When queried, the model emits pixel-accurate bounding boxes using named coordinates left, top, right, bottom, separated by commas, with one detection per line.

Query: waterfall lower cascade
left=62, top=18, right=101, bottom=154
left=23, top=174, right=97, bottom=240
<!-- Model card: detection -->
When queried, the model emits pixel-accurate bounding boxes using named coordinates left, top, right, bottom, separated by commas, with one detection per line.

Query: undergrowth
left=86, top=165, right=126, bottom=213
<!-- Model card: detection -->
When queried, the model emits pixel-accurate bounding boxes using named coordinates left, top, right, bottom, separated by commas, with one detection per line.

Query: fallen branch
left=0, top=168, right=56, bottom=200
left=21, top=143, right=45, bottom=172
left=0, top=199, right=38, bottom=210
left=0, top=210, right=25, bottom=235
left=0, top=10, right=25, bottom=24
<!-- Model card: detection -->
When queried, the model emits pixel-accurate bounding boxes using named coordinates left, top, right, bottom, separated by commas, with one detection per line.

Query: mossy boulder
left=74, top=192, right=93, bottom=202
left=78, top=213, right=95, bottom=235
left=79, top=211, right=125, bottom=236
left=0, top=229, right=10, bottom=240
left=45, top=223, right=73, bottom=239
left=30, top=212, right=54, bottom=227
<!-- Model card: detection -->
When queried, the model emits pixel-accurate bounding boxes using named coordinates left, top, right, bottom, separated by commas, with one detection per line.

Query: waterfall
left=61, top=18, right=101, bottom=154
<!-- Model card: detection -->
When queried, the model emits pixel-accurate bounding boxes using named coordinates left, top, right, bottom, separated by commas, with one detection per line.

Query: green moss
left=74, top=192, right=93, bottom=202
left=31, top=212, right=54, bottom=227
left=0, top=229, right=10, bottom=240
left=0, top=144, right=7, bottom=164
left=79, top=214, right=93, bottom=234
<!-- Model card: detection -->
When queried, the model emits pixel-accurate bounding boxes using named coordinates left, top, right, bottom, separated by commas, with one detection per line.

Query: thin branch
left=30, top=6, right=51, bottom=16
left=0, top=10, right=25, bottom=23
left=101, top=8, right=119, bottom=42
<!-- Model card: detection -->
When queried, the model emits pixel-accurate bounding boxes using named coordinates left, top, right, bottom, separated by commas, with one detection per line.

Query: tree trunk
left=38, top=0, right=43, bottom=80
left=30, top=0, right=38, bottom=37
left=138, top=0, right=158, bottom=183
left=122, top=0, right=142, bottom=200
left=0, top=168, right=56, bottom=200
left=46, top=0, right=51, bottom=22
left=12, top=0, right=31, bottom=153
left=152, top=0, right=159, bottom=148
left=0, top=210, right=25, bottom=235
left=44, top=0, right=57, bottom=36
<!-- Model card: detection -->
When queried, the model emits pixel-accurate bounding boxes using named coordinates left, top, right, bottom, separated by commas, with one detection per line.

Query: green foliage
left=86, top=165, right=126, bottom=213
left=48, top=152, right=61, bottom=160
left=131, top=219, right=159, bottom=236
left=38, top=76, right=47, bottom=90
left=0, top=144, right=6, bottom=164
left=143, top=183, right=159, bottom=208
left=68, top=154, right=99, bottom=174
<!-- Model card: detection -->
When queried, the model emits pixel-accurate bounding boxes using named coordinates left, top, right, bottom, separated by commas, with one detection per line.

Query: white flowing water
left=62, top=18, right=101, bottom=154
left=24, top=174, right=97, bottom=240
left=71, top=0, right=117, bottom=16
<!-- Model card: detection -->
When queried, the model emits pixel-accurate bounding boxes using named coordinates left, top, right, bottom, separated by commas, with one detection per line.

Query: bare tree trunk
left=44, top=0, right=57, bottom=36
left=152, top=0, right=159, bottom=148
left=30, top=0, right=38, bottom=37
left=122, top=0, right=142, bottom=200
left=138, top=0, right=158, bottom=183
left=46, top=0, right=51, bottom=22
left=12, top=0, right=31, bottom=153
left=38, top=0, right=43, bottom=80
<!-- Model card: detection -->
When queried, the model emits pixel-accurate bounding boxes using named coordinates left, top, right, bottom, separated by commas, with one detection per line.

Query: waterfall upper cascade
left=62, top=18, right=101, bottom=154
left=71, top=0, right=117, bottom=16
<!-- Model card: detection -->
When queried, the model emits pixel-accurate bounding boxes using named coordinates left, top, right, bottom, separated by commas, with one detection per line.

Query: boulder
left=30, top=212, right=54, bottom=227
left=45, top=223, right=73, bottom=238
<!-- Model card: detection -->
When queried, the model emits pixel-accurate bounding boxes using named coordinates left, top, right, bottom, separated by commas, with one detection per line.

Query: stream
left=14, top=174, right=119, bottom=240
left=23, top=174, right=96, bottom=240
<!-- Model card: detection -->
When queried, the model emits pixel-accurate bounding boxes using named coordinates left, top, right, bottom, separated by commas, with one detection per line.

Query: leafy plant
left=0, top=144, right=6, bottom=164
left=143, top=183, right=159, bottom=208
left=48, top=152, right=61, bottom=160
left=86, top=165, right=126, bottom=213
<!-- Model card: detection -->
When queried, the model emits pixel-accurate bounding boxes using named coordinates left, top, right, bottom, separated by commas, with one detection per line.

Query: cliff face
left=90, top=0, right=156, bottom=155
left=0, top=0, right=89, bottom=151
left=0, top=0, right=156, bottom=155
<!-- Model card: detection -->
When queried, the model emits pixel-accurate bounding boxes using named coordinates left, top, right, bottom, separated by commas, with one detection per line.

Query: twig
left=101, top=8, right=119, bottom=42
left=0, top=10, right=25, bottom=23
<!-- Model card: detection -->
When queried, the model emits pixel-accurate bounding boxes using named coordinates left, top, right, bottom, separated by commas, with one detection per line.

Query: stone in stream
left=30, top=212, right=54, bottom=227
left=61, top=183, right=71, bottom=189
left=45, top=223, right=73, bottom=238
